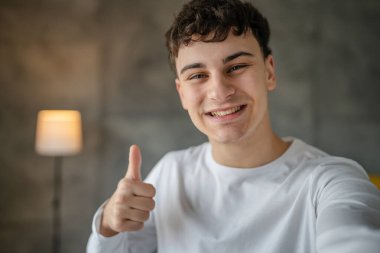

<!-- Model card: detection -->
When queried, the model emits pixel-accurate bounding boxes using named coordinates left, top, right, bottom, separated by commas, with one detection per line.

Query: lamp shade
left=35, top=110, right=83, bottom=156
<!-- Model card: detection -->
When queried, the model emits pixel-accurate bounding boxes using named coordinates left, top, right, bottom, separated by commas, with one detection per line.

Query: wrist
left=100, top=214, right=118, bottom=237
left=99, top=204, right=118, bottom=237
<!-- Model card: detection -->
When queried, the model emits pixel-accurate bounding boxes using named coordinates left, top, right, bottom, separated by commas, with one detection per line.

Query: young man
left=87, top=0, right=380, bottom=252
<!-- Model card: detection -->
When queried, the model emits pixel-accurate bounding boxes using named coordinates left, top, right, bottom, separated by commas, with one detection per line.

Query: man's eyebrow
left=180, top=63, right=206, bottom=75
left=179, top=51, right=254, bottom=75
left=223, top=51, right=255, bottom=64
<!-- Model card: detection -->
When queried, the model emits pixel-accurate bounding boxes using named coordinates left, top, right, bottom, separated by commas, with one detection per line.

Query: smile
left=206, top=105, right=246, bottom=117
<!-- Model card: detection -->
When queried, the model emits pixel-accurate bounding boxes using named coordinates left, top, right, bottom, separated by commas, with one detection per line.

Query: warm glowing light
left=35, top=110, right=83, bottom=156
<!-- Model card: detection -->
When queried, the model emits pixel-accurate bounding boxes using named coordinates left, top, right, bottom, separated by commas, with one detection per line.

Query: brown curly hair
left=165, top=0, right=272, bottom=72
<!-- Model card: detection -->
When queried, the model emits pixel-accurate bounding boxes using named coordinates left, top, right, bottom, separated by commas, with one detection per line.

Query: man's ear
left=265, top=55, right=277, bottom=91
left=176, top=78, right=188, bottom=110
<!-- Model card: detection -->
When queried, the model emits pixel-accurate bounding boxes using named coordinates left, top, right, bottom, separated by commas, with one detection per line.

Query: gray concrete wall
left=0, top=0, right=379, bottom=252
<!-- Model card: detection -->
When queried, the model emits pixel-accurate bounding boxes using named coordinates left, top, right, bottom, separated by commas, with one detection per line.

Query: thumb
left=125, top=144, right=142, bottom=181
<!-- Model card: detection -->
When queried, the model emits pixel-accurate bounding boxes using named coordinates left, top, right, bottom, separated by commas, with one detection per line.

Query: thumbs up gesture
left=100, top=145, right=156, bottom=237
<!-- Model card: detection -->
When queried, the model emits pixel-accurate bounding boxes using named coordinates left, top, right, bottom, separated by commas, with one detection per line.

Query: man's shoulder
left=293, top=138, right=365, bottom=174
left=309, top=155, right=368, bottom=182
left=285, top=137, right=367, bottom=181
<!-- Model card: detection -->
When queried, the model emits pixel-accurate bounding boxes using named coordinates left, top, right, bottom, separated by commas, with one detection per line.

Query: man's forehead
left=175, top=31, right=259, bottom=63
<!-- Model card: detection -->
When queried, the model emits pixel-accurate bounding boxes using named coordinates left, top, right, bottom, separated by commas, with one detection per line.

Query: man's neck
left=210, top=130, right=290, bottom=169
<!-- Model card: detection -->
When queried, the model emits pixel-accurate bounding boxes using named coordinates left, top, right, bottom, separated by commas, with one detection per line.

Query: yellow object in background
left=35, top=110, right=83, bottom=156
left=369, top=174, right=380, bottom=189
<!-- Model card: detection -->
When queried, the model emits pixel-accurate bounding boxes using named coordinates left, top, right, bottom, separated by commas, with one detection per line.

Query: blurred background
left=0, top=0, right=379, bottom=252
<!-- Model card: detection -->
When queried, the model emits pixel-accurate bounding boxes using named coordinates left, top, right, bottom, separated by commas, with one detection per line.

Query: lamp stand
left=53, top=156, right=62, bottom=253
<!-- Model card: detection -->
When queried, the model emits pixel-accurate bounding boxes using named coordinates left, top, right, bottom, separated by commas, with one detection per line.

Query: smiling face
left=175, top=30, right=276, bottom=146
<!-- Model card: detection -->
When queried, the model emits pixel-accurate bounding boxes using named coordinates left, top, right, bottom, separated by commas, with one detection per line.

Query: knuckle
left=149, top=199, right=156, bottom=210
left=135, top=210, right=149, bottom=221
left=123, top=196, right=133, bottom=205
left=131, top=210, right=148, bottom=222
left=125, top=220, right=143, bottom=231
left=149, top=185, right=156, bottom=196
left=115, top=195, right=132, bottom=205
left=142, top=211, right=150, bottom=221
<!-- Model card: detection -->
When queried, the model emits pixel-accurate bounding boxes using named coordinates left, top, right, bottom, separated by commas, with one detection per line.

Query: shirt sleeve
left=313, top=158, right=380, bottom=253
left=86, top=199, right=158, bottom=253
left=86, top=201, right=127, bottom=253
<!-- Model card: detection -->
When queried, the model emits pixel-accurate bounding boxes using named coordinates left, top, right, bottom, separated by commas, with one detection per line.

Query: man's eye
left=227, top=64, right=247, bottom=73
left=189, top=73, right=207, bottom=80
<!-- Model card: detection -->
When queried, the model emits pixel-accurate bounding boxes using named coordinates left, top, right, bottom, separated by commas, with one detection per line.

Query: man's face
left=175, top=31, right=276, bottom=145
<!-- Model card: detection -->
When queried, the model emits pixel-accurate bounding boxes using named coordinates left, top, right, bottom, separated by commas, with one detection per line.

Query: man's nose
left=207, top=75, right=236, bottom=101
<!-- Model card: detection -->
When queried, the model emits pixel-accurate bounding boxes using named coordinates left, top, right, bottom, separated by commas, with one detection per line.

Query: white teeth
left=210, top=106, right=241, bottom=117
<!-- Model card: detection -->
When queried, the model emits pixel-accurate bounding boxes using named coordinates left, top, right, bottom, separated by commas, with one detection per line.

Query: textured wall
left=0, top=0, right=379, bottom=252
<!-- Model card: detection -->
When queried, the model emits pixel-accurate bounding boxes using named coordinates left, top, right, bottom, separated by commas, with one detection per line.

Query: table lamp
left=35, top=110, right=83, bottom=253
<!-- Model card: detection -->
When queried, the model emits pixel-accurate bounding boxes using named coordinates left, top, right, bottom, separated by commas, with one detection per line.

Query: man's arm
left=86, top=145, right=157, bottom=253
left=314, top=159, right=380, bottom=253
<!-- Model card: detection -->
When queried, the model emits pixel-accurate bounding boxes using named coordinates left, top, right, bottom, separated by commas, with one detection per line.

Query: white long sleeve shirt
left=87, top=138, right=380, bottom=253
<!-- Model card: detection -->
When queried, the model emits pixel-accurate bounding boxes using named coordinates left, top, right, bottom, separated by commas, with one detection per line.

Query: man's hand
left=100, top=145, right=156, bottom=237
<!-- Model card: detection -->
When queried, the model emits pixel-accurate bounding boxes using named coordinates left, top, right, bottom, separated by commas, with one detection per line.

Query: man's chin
left=208, top=133, right=246, bottom=145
